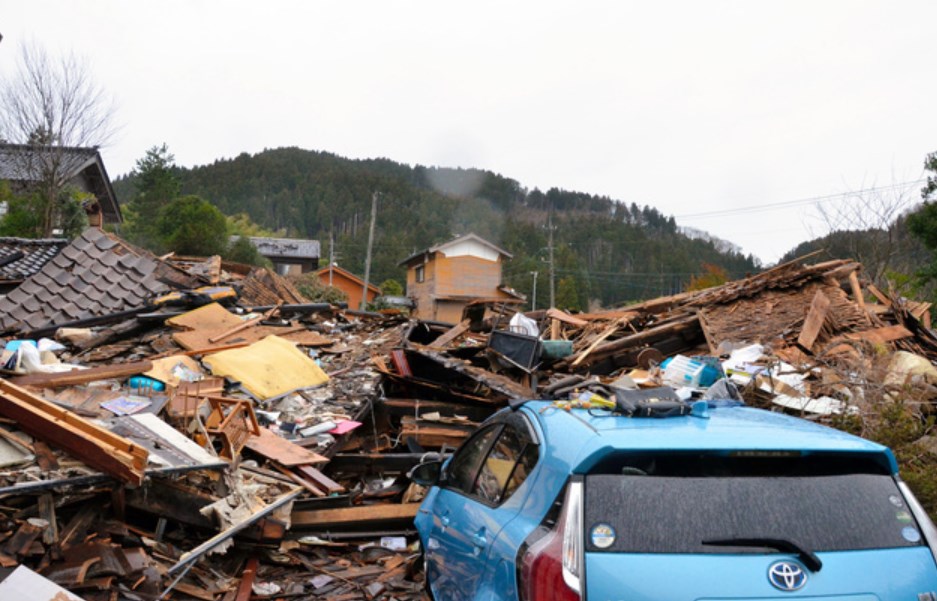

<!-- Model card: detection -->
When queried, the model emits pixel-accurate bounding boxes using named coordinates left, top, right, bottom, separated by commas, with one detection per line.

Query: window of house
left=416, top=265, right=425, bottom=283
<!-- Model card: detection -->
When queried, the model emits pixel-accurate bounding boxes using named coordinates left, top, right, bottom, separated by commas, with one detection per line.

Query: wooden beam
left=0, top=380, right=148, bottom=486
left=848, top=271, right=867, bottom=314
left=430, top=319, right=470, bottom=348
left=545, top=308, right=588, bottom=327
left=554, top=313, right=699, bottom=370
left=291, top=502, right=420, bottom=528
left=8, top=360, right=153, bottom=389
left=294, top=465, right=345, bottom=494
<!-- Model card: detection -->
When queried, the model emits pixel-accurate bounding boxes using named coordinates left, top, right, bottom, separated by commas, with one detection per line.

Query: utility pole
left=548, top=212, right=556, bottom=309
left=328, top=228, right=335, bottom=286
left=530, top=271, right=538, bottom=311
left=361, top=191, right=378, bottom=310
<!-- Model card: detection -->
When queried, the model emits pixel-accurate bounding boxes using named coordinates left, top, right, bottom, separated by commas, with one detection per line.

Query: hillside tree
left=123, top=144, right=181, bottom=249
left=156, top=195, right=228, bottom=256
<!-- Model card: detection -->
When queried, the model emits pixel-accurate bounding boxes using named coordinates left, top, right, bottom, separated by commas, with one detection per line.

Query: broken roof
left=0, top=237, right=68, bottom=282
left=239, top=236, right=320, bottom=259
left=398, top=233, right=513, bottom=267
left=0, top=228, right=168, bottom=334
left=0, top=143, right=122, bottom=224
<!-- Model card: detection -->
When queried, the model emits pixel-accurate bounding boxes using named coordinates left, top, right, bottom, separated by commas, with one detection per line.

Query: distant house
left=316, top=265, right=381, bottom=309
left=237, top=236, right=320, bottom=276
left=0, top=144, right=122, bottom=226
left=399, top=233, right=522, bottom=323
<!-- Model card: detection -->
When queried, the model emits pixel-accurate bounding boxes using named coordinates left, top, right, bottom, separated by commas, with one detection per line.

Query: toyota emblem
left=768, top=561, right=807, bottom=591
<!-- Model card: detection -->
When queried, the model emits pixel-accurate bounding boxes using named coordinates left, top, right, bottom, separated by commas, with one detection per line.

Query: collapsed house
left=0, top=230, right=934, bottom=600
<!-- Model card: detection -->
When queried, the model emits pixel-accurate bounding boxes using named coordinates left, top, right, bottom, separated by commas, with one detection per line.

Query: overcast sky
left=3, top=1, right=935, bottom=264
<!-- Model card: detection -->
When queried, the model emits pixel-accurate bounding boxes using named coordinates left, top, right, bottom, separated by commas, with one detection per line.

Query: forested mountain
left=778, top=215, right=929, bottom=286
left=113, top=147, right=760, bottom=309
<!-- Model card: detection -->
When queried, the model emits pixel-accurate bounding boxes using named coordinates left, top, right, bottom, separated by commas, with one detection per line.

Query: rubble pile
left=0, top=230, right=934, bottom=600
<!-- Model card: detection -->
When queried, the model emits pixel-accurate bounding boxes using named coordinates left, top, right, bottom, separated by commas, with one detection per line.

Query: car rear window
left=584, top=454, right=923, bottom=554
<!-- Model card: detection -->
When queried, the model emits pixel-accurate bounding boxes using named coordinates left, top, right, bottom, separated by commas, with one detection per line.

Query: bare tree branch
left=0, top=41, right=117, bottom=236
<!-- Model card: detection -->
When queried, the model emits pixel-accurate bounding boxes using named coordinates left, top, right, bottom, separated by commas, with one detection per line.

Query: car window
left=503, top=442, right=538, bottom=500
left=584, top=453, right=924, bottom=553
left=473, top=425, right=539, bottom=504
left=445, top=425, right=500, bottom=493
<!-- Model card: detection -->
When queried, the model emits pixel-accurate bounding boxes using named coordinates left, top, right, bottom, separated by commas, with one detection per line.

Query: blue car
left=411, top=397, right=937, bottom=600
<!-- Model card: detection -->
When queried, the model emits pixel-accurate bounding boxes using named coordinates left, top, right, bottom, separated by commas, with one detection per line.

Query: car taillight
left=520, top=480, right=583, bottom=601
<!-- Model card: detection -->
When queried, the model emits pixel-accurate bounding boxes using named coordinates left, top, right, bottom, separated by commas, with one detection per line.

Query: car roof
left=520, top=401, right=897, bottom=473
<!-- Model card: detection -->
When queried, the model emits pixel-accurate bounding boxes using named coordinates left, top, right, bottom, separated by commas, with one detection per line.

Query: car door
left=423, top=414, right=539, bottom=601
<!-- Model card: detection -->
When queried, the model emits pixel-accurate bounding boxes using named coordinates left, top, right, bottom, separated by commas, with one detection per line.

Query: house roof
left=0, top=144, right=121, bottom=224
left=0, top=237, right=68, bottom=282
left=315, top=265, right=381, bottom=294
left=398, top=233, right=513, bottom=267
left=0, top=228, right=168, bottom=334
left=238, top=236, right=320, bottom=260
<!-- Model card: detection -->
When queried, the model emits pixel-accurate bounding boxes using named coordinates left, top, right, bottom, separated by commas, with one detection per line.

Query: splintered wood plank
left=291, top=503, right=421, bottom=528
left=546, top=308, right=589, bottom=327
left=848, top=271, right=867, bottom=314
left=843, top=325, right=913, bottom=345
left=274, top=464, right=325, bottom=497
left=866, top=283, right=891, bottom=306
left=797, top=290, right=831, bottom=351
left=570, top=316, right=627, bottom=367
left=234, top=557, right=259, bottom=601
left=294, top=465, right=345, bottom=494
left=430, top=319, right=470, bottom=348
left=243, top=427, right=328, bottom=467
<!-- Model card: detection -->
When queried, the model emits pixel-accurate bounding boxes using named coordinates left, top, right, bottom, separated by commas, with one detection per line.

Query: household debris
left=0, top=228, right=935, bottom=599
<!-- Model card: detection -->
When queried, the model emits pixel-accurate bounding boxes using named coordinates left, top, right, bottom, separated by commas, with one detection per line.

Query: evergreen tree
left=156, top=195, right=227, bottom=256
left=124, top=144, right=181, bottom=249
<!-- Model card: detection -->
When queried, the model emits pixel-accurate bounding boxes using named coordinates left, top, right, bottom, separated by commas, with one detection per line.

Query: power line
left=675, top=179, right=925, bottom=220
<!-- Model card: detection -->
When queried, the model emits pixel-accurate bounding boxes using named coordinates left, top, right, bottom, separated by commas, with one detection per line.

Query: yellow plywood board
left=202, top=336, right=329, bottom=400
left=166, top=302, right=242, bottom=331
left=143, top=355, right=204, bottom=388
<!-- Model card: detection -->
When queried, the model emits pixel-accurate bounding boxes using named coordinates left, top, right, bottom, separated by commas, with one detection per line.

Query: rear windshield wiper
left=701, top=537, right=823, bottom=572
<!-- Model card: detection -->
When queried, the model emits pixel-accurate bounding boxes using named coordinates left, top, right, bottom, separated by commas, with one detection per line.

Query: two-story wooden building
left=399, top=233, right=522, bottom=323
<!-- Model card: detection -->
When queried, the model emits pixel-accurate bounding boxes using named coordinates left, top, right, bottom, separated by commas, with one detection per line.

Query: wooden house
left=399, top=233, right=522, bottom=323
left=0, top=144, right=122, bottom=226
left=238, top=237, right=320, bottom=276
left=316, top=265, right=381, bottom=310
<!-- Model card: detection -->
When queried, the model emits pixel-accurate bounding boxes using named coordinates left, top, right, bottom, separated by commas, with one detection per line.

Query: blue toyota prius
left=411, top=398, right=937, bottom=600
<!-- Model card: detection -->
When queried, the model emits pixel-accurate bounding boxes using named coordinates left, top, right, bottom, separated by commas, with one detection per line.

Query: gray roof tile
left=0, top=238, right=67, bottom=281
left=0, top=228, right=169, bottom=333
left=94, top=235, right=119, bottom=251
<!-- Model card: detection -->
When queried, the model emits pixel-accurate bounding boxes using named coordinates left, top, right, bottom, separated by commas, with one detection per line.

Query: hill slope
left=115, top=147, right=760, bottom=309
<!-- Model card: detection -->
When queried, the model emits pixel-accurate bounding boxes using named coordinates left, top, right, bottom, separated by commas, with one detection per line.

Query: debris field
left=0, top=231, right=934, bottom=600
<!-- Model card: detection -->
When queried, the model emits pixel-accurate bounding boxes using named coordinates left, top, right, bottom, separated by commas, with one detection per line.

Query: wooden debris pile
left=0, top=239, right=936, bottom=599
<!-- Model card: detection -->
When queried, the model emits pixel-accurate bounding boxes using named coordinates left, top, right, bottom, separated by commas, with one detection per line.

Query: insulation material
left=203, top=336, right=329, bottom=400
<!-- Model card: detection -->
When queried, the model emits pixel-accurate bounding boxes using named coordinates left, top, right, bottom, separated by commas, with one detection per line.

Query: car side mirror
left=409, top=460, right=443, bottom=486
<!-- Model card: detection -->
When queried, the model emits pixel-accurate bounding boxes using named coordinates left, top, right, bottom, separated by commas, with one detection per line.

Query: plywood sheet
left=244, top=427, right=327, bottom=466
left=202, top=336, right=329, bottom=400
